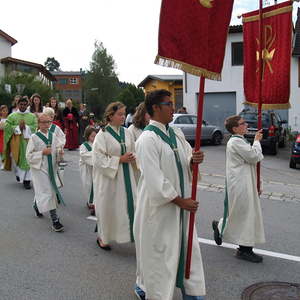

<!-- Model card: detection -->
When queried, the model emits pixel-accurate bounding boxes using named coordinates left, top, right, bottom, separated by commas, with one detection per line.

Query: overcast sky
left=1, top=0, right=298, bottom=85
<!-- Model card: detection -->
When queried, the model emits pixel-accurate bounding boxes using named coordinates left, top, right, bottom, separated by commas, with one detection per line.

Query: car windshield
left=239, top=112, right=270, bottom=128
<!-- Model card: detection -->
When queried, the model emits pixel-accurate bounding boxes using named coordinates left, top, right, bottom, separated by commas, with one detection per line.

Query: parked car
left=239, top=110, right=287, bottom=155
left=289, top=134, right=300, bottom=169
left=169, top=114, right=223, bottom=145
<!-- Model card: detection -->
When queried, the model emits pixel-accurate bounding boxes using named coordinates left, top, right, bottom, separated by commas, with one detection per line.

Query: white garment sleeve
left=26, top=137, right=43, bottom=170
left=232, top=138, right=264, bottom=164
left=137, top=133, right=178, bottom=206
left=80, top=144, right=93, bottom=166
left=92, top=131, right=120, bottom=179
left=55, top=126, right=66, bottom=149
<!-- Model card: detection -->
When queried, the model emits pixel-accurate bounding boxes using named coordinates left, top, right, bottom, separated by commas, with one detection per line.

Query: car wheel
left=270, top=140, right=278, bottom=155
left=289, top=158, right=296, bottom=169
left=211, top=132, right=223, bottom=145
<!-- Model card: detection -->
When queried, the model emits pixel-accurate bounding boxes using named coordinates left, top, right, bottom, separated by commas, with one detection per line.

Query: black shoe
left=23, top=180, right=31, bottom=189
left=236, top=249, right=263, bottom=263
left=96, top=239, right=111, bottom=251
left=212, top=220, right=222, bottom=245
left=33, top=204, right=43, bottom=218
left=52, top=219, right=64, bottom=232
left=16, top=176, right=20, bottom=182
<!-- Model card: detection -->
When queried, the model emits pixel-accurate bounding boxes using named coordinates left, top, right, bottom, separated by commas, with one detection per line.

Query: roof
left=0, top=57, right=56, bottom=81
left=293, top=8, right=300, bottom=56
left=229, top=25, right=243, bottom=33
left=51, top=71, right=83, bottom=76
left=0, top=29, right=17, bottom=45
left=138, top=74, right=183, bottom=87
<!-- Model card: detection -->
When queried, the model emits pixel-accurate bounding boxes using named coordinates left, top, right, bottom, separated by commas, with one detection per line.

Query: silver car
left=170, top=114, right=223, bottom=145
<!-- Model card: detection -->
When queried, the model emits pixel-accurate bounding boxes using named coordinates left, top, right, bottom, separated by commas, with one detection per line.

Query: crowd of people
left=0, top=89, right=265, bottom=300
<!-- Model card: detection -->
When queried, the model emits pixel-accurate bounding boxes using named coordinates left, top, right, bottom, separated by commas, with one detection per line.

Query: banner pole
left=185, top=76, right=205, bottom=279
left=257, top=0, right=263, bottom=193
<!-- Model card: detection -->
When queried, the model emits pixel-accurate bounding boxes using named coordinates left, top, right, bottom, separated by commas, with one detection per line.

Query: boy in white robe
left=212, top=115, right=265, bottom=263
left=79, top=127, right=97, bottom=215
left=26, top=114, right=64, bottom=232
left=134, top=90, right=205, bottom=300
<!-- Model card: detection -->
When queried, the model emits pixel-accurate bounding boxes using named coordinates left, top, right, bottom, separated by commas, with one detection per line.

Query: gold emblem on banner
left=256, top=25, right=276, bottom=79
left=199, top=0, right=213, bottom=8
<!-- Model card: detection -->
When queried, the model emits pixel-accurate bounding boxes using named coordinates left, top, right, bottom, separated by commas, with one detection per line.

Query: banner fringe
left=154, top=55, right=221, bottom=81
left=243, top=101, right=291, bottom=109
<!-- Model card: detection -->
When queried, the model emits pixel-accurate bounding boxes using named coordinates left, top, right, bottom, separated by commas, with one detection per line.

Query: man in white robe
left=212, top=115, right=265, bottom=263
left=134, top=89, right=206, bottom=300
left=26, top=114, right=64, bottom=232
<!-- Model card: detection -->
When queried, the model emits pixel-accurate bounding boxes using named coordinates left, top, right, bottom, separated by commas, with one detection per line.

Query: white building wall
left=0, top=36, right=12, bottom=78
left=184, top=31, right=300, bottom=132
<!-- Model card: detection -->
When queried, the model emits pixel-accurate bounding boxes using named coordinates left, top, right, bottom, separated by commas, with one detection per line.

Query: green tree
left=0, top=73, right=56, bottom=106
left=116, top=83, right=145, bottom=111
left=84, top=41, right=120, bottom=118
left=44, top=57, right=60, bottom=71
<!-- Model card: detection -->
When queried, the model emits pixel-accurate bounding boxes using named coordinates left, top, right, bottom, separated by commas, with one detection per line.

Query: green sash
left=35, top=131, right=65, bottom=206
left=83, top=142, right=94, bottom=204
left=144, top=124, right=185, bottom=289
left=221, top=135, right=249, bottom=236
left=106, top=126, right=134, bottom=242
left=49, top=124, right=56, bottom=134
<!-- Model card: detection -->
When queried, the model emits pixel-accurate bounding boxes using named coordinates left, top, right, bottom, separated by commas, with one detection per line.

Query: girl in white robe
left=79, top=127, right=97, bottom=215
left=128, top=102, right=150, bottom=142
left=92, top=102, right=137, bottom=250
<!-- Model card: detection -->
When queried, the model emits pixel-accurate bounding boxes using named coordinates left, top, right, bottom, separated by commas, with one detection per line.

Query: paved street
left=0, top=146, right=299, bottom=300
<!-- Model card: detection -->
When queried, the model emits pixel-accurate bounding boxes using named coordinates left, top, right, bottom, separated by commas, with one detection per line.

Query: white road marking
left=198, top=237, right=300, bottom=262
left=86, top=216, right=300, bottom=262
left=86, top=216, right=97, bottom=221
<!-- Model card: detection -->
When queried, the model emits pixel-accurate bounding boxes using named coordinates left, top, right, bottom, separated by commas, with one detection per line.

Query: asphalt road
left=0, top=148, right=299, bottom=300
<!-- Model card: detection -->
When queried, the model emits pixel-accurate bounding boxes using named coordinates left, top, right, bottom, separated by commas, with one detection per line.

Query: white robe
left=92, top=125, right=137, bottom=244
left=26, top=130, right=61, bottom=213
left=218, top=136, right=265, bottom=246
left=128, top=124, right=143, bottom=142
left=134, top=120, right=205, bottom=300
left=79, top=142, right=93, bottom=204
left=51, top=124, right=66, bottom=150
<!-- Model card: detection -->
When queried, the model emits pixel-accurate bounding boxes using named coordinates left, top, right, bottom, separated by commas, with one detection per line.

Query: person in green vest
left=79, top=126, right=97, bottom=215
left=92, top=102, right=137, bottom=251
left=212, top=115, right=265, bottom=263
left=4, top=96, right=37, bottom=189
left=26, top=114, right=65, bottom=232
left=134, top=89, right=205, bottom=300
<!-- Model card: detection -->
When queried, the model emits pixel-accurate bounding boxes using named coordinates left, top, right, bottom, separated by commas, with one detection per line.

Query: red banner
left=243, top=1, right=292, bottom=109
left=155, top=0, right=234, bottom=81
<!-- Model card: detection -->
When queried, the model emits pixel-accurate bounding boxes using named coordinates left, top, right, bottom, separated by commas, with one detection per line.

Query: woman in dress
left=92, top=102, right=137, bottom=250
left=62, top=99, right=79, bottom=150
left=49, top=97, right=64, bottom=129
left=30, top=93, right=43, bottom=117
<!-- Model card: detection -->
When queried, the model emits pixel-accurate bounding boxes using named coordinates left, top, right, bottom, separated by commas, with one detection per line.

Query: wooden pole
left=257, top=0, right=263, bottom=193
left=185, top=76, right=205, bottom=279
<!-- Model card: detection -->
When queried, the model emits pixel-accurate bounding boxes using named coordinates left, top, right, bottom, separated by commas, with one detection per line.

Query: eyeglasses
left=160, top=102, right=173, bottom=107
left=238, top=121, right=247, bottom=126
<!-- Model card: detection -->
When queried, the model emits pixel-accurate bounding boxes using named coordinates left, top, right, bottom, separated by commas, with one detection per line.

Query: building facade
left=184, top=25, right=300, bottom=132
left=0, top=30, right=17, bottom=78
left=52, top=71, right=83, bottom=103
left=138, top=75, right=183, bottom=111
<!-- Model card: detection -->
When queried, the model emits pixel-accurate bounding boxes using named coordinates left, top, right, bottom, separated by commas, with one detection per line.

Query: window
left=70, top=78, right=78, bottom=84
left=175, top=116, right=192, bottom=124
left=58, top=78, right=68, bottom=85
left=231, top=42, right=243, bottom=66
